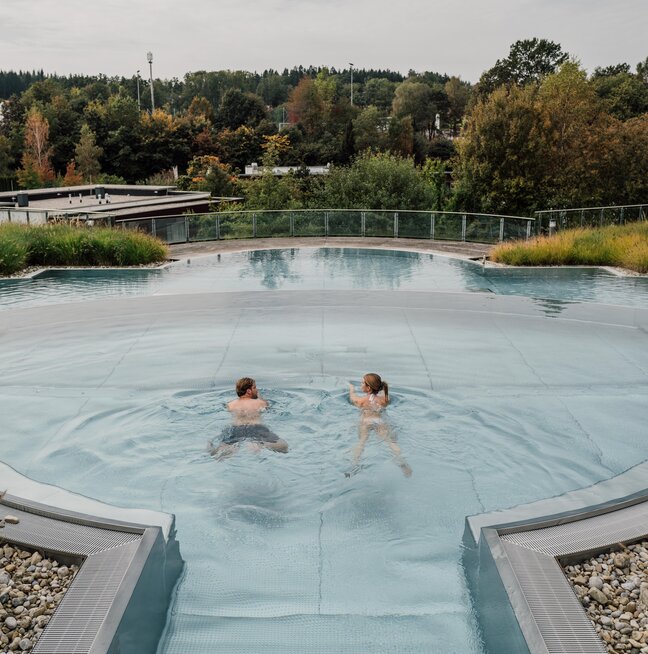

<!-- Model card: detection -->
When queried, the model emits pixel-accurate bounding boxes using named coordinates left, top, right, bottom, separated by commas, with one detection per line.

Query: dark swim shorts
left=220, top=424, right=279, bottom=445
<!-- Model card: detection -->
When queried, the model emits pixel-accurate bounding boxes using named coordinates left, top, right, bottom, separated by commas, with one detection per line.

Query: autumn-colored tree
left=287, top=77, right=326, bottom=136
left=17, top=106, right=55, bottom=187
left=74, top=123, right=102, bottom=181
left=186, top=96, right=215, bottom=123
left=62, top=161, right=83, bottom=186
left=444, top=77, right=472, bottom=133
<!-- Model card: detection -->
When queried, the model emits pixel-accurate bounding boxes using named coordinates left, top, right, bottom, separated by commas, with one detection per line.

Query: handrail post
left=599, top=208, right=604, bottom=228
left=430, top=213, right=435, bottom=240
left=325, top=212, right=329, bottom=237
left=499, top=217, right=504, bottom=242
left=461, top=214, right=467, bottom=241
left=216, top=215, right=220, bottom=240
left=394, top=212, right=398, bottom=239
left=252, top=213, right=257, bottom=238
left=361, top=211, right=365, bottom=237
left=152, top=218, right=156, bottom=237
left=526, top=220, right=532, bottom=240
left=184, top=215, right=189, bottom=242
left=290, top=212, right=295, bottom=237
left=620, top=207, right=624, bottom=225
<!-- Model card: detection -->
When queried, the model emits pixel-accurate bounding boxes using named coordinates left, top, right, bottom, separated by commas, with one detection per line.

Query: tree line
left=0, top=40, right=646, bottom=215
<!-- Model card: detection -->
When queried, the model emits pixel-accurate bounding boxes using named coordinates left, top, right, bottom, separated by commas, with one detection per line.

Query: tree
left=179, top=155, right=237, bottom=197
left=0, top=135, right=13, bottom=177
left=362, top=78, right=397, bottom=112
left=18, top=106, right=55, bottom=187
left=74, top=123, right=102, bottom=181
left=316, top=151, right=433, bottom=210
left=217, top=89, right=267, bottom=130
left=353, top=106, right=389, bottom=153
left=62, top=160, right=83, bottom=186
left=477, top=38, right=568, bottom=96
left=444, top=77, right=472, bottom=133
left=392, top=80, right=438, bottom=135
left=287, top=77, right=326, bottom=136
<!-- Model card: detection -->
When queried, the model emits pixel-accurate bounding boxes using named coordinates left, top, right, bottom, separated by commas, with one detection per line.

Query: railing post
left=461, top=214, right=467, bottom=241
left=499, top=217, right=504, bottom=242
left=184, top=215, right=189, bottom=242
left=620, top=207, right=625, bottom=225
left=252, top=213, right=257, bottom=238
left=151, top=218, right=156, bottom=237
left=430, top=213, right=435, bottom=240
left=526, top=220, right=532, bottom=240
left=394, top=212, right=398, bottom=238
left=290, top=212, right=295, bottom=237
left=325, top=212, right=329, bottom=237
left=216, top=215, right=221, bottom=240
left=361, top=211, right=366, bottom=237
left=580, top=209, right=584, bottom=227
left=599, top=208, right=604, bottom=228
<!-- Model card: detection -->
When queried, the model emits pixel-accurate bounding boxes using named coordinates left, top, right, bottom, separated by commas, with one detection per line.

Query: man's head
left=235, top=377, right=257, bottom=398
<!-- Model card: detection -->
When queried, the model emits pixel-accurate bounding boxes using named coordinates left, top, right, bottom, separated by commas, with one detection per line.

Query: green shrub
left=0, top=224, right=29, bottom=275
left=0, top=223, right=168, bottom=276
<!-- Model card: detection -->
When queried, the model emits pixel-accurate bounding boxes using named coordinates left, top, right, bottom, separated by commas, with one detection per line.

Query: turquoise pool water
left=1, top=247, right=648, bottom=309
left=1, top=247, right=648, bottom=653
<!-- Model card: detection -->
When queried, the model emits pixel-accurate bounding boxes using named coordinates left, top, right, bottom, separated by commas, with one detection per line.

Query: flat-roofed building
left=0, top=184, right=214, bottom=225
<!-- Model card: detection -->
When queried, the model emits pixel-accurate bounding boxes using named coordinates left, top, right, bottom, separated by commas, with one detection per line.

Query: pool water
left=1, top=248, right=648, bottom=653
left=2, top=247, right=648, bottom=309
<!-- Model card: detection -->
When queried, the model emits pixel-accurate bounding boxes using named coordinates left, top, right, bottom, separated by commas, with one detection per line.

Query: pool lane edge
left=463, top=459, right=648, bottom=654
left=0, top=461, right=183, bottom=654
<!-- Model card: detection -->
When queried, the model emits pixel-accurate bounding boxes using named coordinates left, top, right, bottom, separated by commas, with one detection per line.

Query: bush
left=0, top=223, right=168, bottom=275
left=490, top=223, right=648, bottom=272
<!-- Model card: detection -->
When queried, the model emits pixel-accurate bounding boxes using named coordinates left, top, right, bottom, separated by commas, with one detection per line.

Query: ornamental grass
left=490, top=222, right=648, bottom=273
left=0, top=223, right=168, bottom=276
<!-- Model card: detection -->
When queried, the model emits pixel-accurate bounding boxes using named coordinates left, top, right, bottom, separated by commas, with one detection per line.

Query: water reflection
left=531, top=297, right=574, bottom=317
left=239, top=249, right=301, bottom=289
left=314, top=248, right=423, bottom=289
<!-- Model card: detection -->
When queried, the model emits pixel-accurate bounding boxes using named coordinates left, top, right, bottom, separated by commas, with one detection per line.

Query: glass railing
left=120, top=209, right=535, bottom=245
left=535, top=204, right=647, bottom=234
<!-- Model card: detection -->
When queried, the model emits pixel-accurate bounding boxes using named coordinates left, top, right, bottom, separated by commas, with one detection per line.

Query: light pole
left=147, top=51, right=155, bottom=111
left=136, top=70, right=141, bottom=111
left=349, top=63, right=354, bottom=106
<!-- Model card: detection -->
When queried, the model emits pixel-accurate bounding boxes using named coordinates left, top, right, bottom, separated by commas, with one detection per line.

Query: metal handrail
left=534, top=203, right=647, bottom=234
left=119, top=209, right=535, bottom=245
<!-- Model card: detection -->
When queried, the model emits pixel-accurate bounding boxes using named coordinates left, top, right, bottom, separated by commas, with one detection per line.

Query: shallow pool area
left=2, top=247, right=648, bottom=310
left=1, top=248, right=648, bottom=653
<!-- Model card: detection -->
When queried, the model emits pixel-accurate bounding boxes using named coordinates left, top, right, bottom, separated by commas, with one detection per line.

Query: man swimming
left=211, top=377, right=288, bottom=460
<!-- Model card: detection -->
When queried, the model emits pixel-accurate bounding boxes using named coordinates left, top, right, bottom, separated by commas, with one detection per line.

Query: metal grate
left=503, top=541, right=606, bottom=653
left=0, top=505, right=141, bottom=556
left=502, top=500, right=648, bottom=556
left=33, top=541, right=140, bottom=654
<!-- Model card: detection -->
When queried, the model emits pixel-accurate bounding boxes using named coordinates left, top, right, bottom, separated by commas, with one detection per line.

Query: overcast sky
left=1, top=0, right=645, bottom=83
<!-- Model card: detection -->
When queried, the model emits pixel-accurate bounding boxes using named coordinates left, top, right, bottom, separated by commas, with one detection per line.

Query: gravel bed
left=563, top=540, right=648, bottom=653
left=0, top=542, right=79, bottom=653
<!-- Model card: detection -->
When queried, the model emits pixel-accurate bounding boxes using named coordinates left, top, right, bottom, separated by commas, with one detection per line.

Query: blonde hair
left=364, top=373, right=388, bottom=401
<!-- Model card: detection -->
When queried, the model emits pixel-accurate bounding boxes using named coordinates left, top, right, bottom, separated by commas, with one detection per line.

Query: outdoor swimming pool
left=1, top=247, right=647, bottom=653
left=2, top=247, right=648, bottom=310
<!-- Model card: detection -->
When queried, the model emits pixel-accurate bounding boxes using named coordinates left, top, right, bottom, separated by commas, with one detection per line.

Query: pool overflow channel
left=0, top=492, right=182, bottom=654
left=465, top=463, right=648, bottom=654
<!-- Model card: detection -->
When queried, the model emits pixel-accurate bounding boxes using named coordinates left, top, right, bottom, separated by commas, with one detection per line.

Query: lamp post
left=147, top=51, right=155, bottom=111
left=136, top=70, right=141, bottom=111
left=349, top=63, right=354, bottom=106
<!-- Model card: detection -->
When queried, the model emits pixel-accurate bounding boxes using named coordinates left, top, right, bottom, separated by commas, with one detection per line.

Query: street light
left=349, top=63, right=354, bottom=106
left=136, top=70, right=141, bottom=111
left=147, top=51, right=155, bottom=111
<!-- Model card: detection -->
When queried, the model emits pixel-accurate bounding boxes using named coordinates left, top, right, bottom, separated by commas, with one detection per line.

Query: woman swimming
left=347, top=373, right=412, bottom=477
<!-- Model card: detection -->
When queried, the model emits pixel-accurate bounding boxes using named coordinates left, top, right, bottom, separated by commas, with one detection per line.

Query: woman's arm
left=348, top=383, right=366, bottom=407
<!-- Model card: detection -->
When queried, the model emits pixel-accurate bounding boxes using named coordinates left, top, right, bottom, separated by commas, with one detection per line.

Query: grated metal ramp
left=0, top=493, right=182, bottom=654
left=468, top=493, right=648, bottom=654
